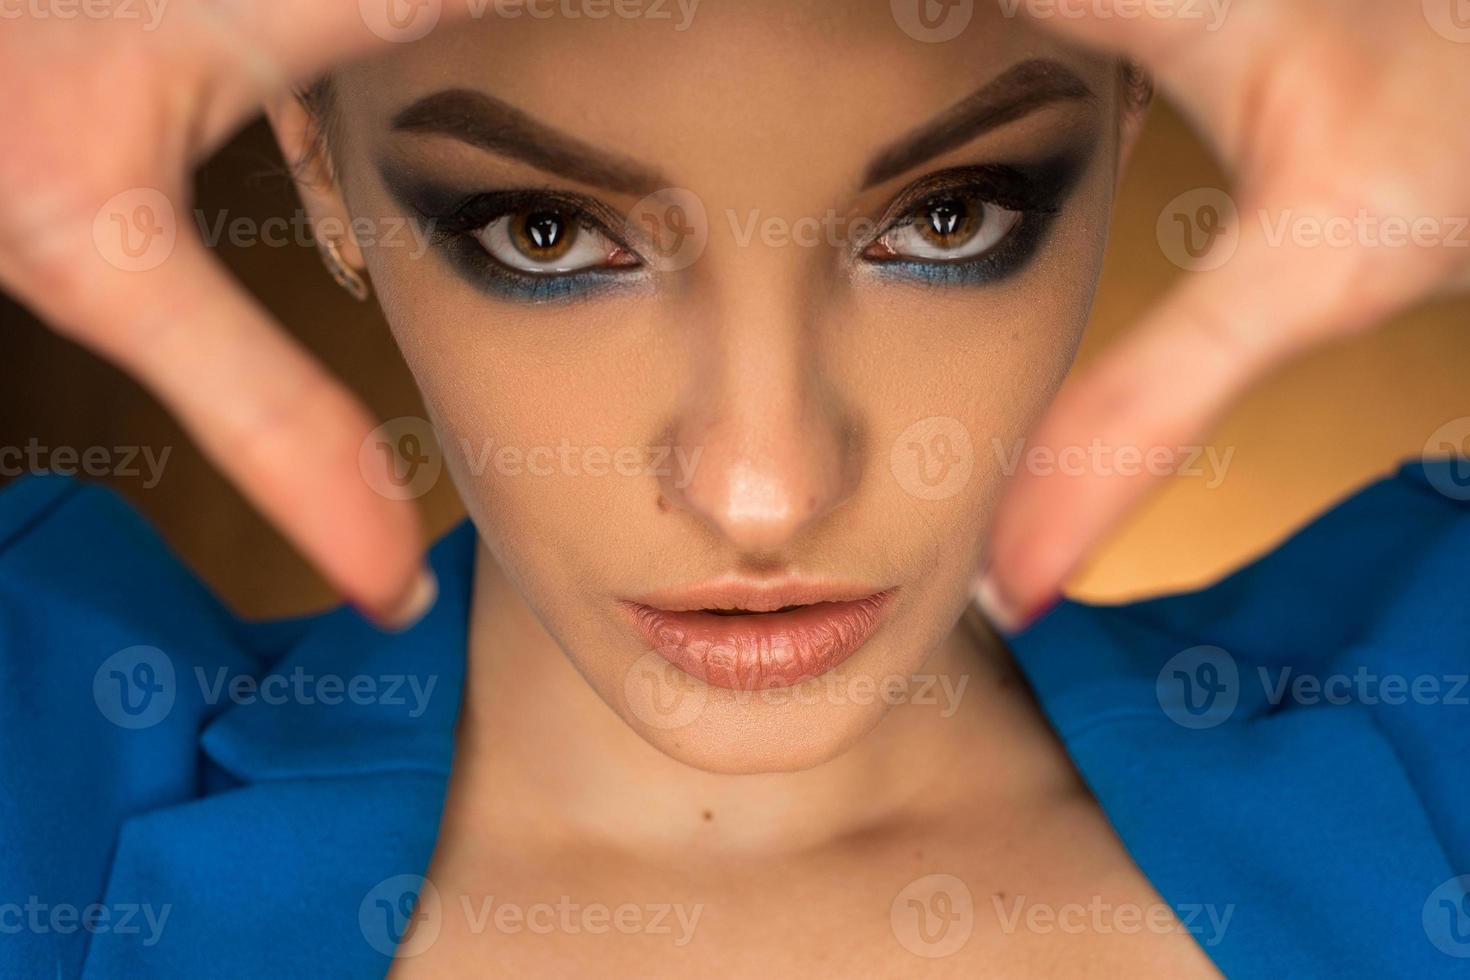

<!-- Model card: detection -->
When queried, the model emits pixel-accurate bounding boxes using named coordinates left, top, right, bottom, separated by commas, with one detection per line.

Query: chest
left=388, top=801, right=1222, bottom=979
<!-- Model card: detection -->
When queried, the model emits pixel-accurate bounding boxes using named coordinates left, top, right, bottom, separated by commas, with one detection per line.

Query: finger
left=974, top=205, right=1422, bottom=632
left=175, top=0, right=482, bottom=93
left=1014, top=0, right=1284, bottom=152
left=1, top=192, right=433, bottom=628
left=1011, top=0, right=1268, bottom=71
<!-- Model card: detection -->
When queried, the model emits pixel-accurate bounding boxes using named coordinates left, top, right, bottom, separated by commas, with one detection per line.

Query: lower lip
left=620, top=592, right=895, bottom=690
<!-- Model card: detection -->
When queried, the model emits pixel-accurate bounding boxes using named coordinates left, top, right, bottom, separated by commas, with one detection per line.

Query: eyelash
left=422, top=160, right=1076, bottom=301
left=426, top=189, right=645, bottom=303
left=861, top=164, right=1069, bottom=288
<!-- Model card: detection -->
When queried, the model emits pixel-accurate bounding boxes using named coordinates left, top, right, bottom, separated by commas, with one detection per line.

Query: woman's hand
left=978, top=0, right=1470, bottom=629
left=3, top=2, right=1462, bottom=631
left=0, top=1, right=471, bottom=626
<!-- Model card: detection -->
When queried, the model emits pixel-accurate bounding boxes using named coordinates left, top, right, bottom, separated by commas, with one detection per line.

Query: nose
left=659, top=302, right=859, bottom=555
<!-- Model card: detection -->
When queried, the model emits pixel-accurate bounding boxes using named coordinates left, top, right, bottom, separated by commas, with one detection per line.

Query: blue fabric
left=0, top=461, right=1466, bottom=977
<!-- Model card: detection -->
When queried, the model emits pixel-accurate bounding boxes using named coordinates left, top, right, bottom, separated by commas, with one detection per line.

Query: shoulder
left=0, top=477, right=286, bottom=976
left=1016, top=459, right=1468, bottom=713
left=0, top=476, right=472, bottom=978
left=0, top=477, right=282, bottom=742
left=1013, top=459, right=1470, bottom=976
left=0, top=476, right=275, bottom=773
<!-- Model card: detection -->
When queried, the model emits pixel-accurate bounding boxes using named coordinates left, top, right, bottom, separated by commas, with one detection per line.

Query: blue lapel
left=81, top=525, right=476, bottom=979
left=1009, top=462, right=1470, bottom=978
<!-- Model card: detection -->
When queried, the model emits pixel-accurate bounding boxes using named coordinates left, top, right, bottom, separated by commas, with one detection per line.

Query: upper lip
left=624, top=578, right=893, bottom=614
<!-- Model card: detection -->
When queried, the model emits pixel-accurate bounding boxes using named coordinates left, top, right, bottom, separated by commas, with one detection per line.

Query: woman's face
left=285, top=0, right=1128, bottom=773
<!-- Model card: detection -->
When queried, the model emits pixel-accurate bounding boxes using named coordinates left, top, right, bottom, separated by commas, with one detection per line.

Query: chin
left=627, top=703, right=884, bottom=775
left=611, top=626, right=948, bottom=775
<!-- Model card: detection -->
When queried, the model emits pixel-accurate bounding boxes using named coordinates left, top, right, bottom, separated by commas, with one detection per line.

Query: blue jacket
left=1, top=461, right=1467, bottom=977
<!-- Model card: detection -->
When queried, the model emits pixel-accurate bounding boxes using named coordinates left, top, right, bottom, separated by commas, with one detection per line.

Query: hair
left=1119, top=61, right=1154, bottom=115
left=294, top=77, right=343, bottom=183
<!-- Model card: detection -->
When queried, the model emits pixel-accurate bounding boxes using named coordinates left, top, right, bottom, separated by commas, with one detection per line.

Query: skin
left=280, top=4, right=1122, bottom=774
left=267, top=3, right=1219, bottom=976
left=0, top=1, right=1463, bottom=974
left=2, top=0, right=1465, bottom=632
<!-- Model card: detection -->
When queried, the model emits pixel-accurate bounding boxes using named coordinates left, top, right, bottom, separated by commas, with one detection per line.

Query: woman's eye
left=865, top=193, right=1023, bottom=263
left=474, top=208, right=639, bottom=275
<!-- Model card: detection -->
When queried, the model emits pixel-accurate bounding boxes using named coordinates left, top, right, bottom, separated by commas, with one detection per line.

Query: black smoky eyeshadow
left=377, top=165, right=628, bottom=242
left=863, top=149, right=1093, bottom=287
left=374, top=162, right=645, bottom=304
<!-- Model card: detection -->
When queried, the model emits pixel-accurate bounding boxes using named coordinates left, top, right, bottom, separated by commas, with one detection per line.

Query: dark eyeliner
left=378, top=165, right=646, bottom=303
left=862, top=151, right=1089, bottom=287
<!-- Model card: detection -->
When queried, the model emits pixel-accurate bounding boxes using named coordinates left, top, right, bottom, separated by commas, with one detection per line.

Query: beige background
left=1, top=102, right=1466, bottom=617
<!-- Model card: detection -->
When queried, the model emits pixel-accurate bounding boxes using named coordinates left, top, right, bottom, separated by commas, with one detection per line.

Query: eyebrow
left=390, top=89, right=669, bottom=196
left=861, top=58, right=1095, bottom=188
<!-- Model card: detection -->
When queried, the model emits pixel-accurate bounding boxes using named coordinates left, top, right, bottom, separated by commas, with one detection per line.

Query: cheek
left=369, top=254, right=669, bottom=602
left=849, top=209, right=1106, bottom=527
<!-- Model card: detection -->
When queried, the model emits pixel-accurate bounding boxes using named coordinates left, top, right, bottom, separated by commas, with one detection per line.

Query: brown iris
left=916, top=196, right=979, bottom=248
left=511, top=209, right=578, bottom=262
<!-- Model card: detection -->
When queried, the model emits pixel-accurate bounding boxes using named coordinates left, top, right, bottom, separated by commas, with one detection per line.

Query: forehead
left=331, top=2, right=1116, bottom=217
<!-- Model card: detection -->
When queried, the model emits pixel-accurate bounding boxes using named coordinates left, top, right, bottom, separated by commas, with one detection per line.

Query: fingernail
left=369, top=566, right=438, bottom=633
left=972, top=573, right=1023, bottom=635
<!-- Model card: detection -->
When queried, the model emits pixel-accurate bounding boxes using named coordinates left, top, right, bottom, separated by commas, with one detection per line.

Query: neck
left=448, top=542, right=1052, bottom=862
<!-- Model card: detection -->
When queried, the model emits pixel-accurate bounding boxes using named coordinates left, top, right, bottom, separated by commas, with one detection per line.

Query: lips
left=619, top=582, right=895, bottom=691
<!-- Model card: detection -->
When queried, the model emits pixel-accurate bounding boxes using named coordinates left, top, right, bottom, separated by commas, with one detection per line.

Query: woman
left=1, top=1, right=1467, bottom=977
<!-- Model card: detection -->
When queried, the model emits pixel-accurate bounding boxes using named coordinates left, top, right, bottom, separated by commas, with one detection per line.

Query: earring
left=317, top=235, right=371, bottom=302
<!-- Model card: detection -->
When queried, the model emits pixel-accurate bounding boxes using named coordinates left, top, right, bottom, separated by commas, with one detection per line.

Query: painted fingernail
left=973, top=573, right=1023, bottom=635
left=973, top=570, right=1058, bottom=636
left=370, top=566, right=438, bottom=633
